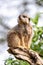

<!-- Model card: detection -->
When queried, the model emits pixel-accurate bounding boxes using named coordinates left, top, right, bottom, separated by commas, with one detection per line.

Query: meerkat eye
left=29, top=18, right=30, bottom=21
left=22, top=15, right=27, bottom=18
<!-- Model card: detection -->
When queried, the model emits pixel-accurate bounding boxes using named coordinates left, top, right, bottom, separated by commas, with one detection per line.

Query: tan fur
left=7, top=14, right=32, bottom=49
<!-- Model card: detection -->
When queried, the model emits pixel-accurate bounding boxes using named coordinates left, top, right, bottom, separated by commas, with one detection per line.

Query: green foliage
left=4, top=58, right=30, bottom=65
left=31, top=13, right=43, bottom=56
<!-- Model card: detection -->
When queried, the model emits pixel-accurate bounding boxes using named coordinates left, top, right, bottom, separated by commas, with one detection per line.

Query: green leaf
left=31, top=13, right=40, bottom=25
left=5, top=58, right=30, bottom=65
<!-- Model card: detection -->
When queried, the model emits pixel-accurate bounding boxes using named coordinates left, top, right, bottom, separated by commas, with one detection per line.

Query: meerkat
left=7, top=14, right=32, bottom=49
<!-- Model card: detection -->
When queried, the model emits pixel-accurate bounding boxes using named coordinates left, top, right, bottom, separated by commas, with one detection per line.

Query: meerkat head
left=18, top=14, right=30, bottom=24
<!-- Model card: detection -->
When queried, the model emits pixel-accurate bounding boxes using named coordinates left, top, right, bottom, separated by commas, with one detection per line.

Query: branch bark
left=8, top=47, right=43, bottom=65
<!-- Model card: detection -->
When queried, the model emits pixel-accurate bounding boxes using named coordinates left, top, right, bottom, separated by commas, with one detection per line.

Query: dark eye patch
left=29, top=18, right=30, bottom=21
left=22, top=15, right=27, bottom=18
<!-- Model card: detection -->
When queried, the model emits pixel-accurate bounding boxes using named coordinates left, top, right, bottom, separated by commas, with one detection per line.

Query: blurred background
left=0, top=0, right=43, bottom=65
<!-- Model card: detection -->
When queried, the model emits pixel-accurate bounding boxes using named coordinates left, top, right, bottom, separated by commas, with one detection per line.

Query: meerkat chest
left=14, top=24, right=31, bottom=48
left=14, top=24, right=30, bottom=37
